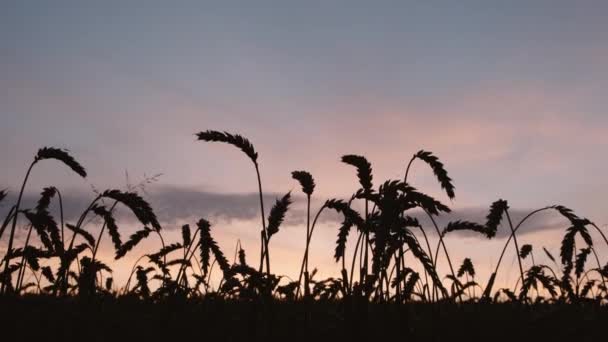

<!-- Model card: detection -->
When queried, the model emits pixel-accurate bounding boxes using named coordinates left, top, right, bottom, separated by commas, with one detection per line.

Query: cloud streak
left=0, top=186, right=575, bottom=240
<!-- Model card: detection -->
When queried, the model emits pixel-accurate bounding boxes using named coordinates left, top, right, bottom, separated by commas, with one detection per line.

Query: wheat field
left=0, top=130, right=606, bottom=340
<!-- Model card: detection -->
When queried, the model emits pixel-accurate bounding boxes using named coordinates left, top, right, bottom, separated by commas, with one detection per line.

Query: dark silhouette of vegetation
left=1, top=132, right=607, bottom=340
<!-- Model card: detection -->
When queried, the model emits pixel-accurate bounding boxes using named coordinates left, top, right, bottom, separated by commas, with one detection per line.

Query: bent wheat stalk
left=196, top=131, right=271, bottom=274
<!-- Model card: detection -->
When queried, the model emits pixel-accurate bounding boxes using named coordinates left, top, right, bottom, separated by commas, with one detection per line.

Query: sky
left=1, top=1, right=608, bottom=289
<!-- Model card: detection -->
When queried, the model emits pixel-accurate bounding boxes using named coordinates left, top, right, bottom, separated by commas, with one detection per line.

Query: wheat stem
left=15, top=224, right=34, bottom=292
left=1, top=160, right=35, bottom=294
left=296, top=204, right=327, bottom=299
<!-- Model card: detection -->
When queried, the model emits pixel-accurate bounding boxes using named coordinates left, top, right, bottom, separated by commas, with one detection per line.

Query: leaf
left=483, top=272, right=497, bottom=300
left=36, top=147, right=87, bottom=178
left=543, top=247, right=556, bottom=263
left=266, top=192, right=292, bottom=239
left=165, top=259, right=192, bottom=267
left=341, top=155, right=373, bottom=194
left=413, top=150, right=455, bottom=199
left=291, top=171, right=315, bottom=196
left=196, top=130, right=258, bottom=165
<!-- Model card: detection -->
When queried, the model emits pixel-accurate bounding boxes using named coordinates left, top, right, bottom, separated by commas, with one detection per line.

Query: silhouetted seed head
left=575, top=247, right=591, bottom=278
left=197, top=218, right=232, bottom=278
left=36, top=187, right=57, bottom=213
left=58, top=243, right=88, bottom=278
left=92, top=205, right=122, bottom=252
left=444, top=220, right=486, bottom=237
left=486, top=199, right=508, bottom=238
left=101, top=189, right=161, bottom=231
left=341, top=155, right=373, bottom=194
left=291, top=171, right=315, bottom=196
left=401, top=229, right=448, bottom=297
left=197, top=219, right=212, bottom=275
left=238, top=247, right=247, bottom=266
left=519, top=266, right=557, bottom=300
left=115, top=227, right=152, bottom=260
left=406, top=190, right=451, bottom=215
left=560, top=224, right=593, bottom=277
left=267, top=192, right=292, bottom=239
left=148, top=243, right=183, bottom=263
left=36, top=147, right=87, bottom=178
left=519, top=244, right=533, bottom=259
left=325, top=199, right=364, bottom=227
left=23, top=209, right=62, bottom=254
left=414, top=150, right=455, bottom=200
left=66, top=223, right=96, bottom=249
left=552, top=205, right=591, bottom=226
left=334, top=218, right=354, bottom=261
left=403, top=273, right=420, bottom=300
left=134, top=266, right=151, bottom=298
left=13, top=246, right=50, bottom=271
left=23, top=210, right=54, bottom=252
left=457, top=258, right=476, bottom=278
left=182, top=224, right=191, bottom=246
left=196, top=130, right=258, bottom=165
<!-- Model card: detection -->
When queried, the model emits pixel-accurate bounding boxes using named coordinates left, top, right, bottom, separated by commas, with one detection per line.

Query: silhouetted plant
left=1, top=147, right=86, bottom=294
left=3, top=134, right=608, bottom=307
left=292, top=170, right=315, bottom=298
left=196, top=131, right=277, bottom=276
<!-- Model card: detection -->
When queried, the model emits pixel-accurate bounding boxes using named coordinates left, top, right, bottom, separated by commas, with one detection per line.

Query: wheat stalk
left=292, top=170, right=315, bottom=298
left=196, top=130, right=271, bottom=275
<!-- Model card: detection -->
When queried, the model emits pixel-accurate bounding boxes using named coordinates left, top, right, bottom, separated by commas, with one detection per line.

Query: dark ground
left=0, top=297, right=606, bottom=341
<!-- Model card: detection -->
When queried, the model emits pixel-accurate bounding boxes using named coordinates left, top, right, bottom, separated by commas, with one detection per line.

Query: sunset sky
left=1, top=1, right=607, bottom=287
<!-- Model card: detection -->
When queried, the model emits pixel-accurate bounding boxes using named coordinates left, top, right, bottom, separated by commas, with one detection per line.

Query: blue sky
left=1, top=1, right=608, bottom=284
